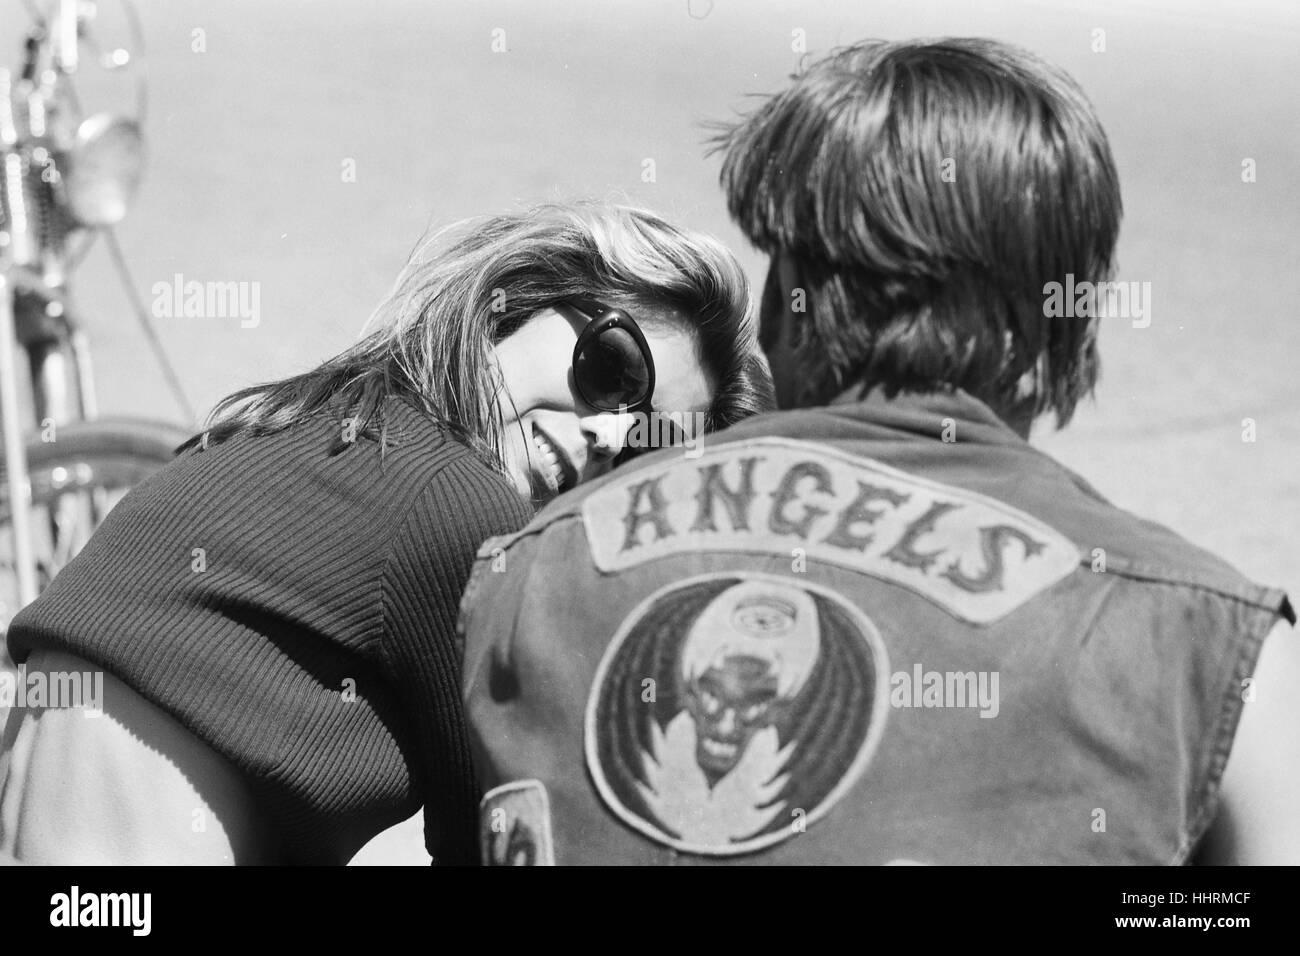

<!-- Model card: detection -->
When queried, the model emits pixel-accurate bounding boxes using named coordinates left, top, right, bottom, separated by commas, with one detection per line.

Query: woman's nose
left=581, top=411, right=637, bottom=463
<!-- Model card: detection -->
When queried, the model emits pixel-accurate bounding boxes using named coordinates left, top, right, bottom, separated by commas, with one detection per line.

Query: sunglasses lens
left=575, top=326, right=650, bottom=410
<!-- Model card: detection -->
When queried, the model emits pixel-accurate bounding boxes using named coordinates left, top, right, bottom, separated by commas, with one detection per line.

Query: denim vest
left=459, top=390, right=1293, bottom=865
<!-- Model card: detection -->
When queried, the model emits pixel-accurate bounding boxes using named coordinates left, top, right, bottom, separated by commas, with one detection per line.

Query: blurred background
left=2, top=0, right=1296, bottom=863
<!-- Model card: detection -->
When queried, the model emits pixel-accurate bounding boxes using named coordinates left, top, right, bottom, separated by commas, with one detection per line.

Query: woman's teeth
left=532, top=429, right=565, bottom=490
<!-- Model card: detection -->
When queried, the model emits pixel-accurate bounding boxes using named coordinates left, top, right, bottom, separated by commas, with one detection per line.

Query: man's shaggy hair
left=715, top=37, right=1122, bottom=426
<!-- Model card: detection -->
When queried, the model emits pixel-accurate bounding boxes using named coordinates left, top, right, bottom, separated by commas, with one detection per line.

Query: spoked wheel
left=0, top=416, right=189, bottom=630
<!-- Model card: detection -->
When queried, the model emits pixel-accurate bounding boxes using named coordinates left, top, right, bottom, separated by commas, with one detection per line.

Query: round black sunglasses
left=567, top=298, right=656, bottom=414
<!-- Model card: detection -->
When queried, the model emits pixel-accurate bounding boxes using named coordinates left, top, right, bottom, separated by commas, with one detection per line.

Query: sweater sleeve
left=378, top=454, right=532, bottom=864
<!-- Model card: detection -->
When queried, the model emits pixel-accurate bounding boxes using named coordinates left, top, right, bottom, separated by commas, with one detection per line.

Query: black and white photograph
left=0, top=0, right=1295, bottom=927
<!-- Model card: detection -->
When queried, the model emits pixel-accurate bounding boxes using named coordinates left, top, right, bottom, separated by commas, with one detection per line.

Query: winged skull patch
left=584, top=573, right=889, bottom=856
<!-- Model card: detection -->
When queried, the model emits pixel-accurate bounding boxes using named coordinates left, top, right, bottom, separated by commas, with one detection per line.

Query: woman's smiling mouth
left=530, top=423, right=577, bottom=495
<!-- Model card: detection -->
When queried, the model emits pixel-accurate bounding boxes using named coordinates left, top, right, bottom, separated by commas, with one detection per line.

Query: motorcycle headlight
left=61, top=113, right=144, bottom=227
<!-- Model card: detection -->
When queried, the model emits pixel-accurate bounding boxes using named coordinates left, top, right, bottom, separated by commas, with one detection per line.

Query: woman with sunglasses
left=0, top=201, right=773, bottom=865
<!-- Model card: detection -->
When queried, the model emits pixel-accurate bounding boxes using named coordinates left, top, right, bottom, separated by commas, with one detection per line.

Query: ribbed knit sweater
left=5, top=395, right=532, bottom=864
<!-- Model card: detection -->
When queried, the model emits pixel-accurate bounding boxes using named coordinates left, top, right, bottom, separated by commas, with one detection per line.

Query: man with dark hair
left=719, top=38, right=1117, bottom=430
left=458, top=38, right=1295, bottom=865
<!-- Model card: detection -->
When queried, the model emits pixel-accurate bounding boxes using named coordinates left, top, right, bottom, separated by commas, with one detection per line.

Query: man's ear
left=776, top=253, right=802, bottom=307
left=760, top=253, right=804, bottom=410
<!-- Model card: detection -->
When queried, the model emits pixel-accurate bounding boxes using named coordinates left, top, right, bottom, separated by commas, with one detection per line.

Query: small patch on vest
left=585, top=573, right=889, bottom=857
left=480, top=780, right=555, bottom=866
left=580, top=437, right=1080, bottom=624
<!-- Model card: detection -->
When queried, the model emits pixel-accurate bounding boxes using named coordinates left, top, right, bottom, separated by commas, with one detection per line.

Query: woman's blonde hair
left=187, top=201, right=773, bottom=471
